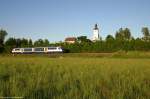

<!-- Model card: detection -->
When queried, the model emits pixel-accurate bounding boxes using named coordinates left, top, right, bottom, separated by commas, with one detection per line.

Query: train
left=12, top=47, right=63, bottom=54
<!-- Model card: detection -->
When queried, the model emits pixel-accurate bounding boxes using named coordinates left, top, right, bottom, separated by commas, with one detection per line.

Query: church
left=92, top=24, right=100, bottom=41
left=65, top=24, right=100, bottom=43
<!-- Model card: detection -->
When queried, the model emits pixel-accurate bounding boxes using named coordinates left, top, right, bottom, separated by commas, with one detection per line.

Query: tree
left=124, top=28, right=131, bottom=40
left=21, top=38, right=28, bottom=47
left=43, top=39, right=49, bottom=46
left=77, top=36, right=91, bottom=43
left=142, top=27, right=150, bottom=41
left=28, top=39, right=33, bottom=47
left=0, top=29, right=8, bottom=45
left=5, top=38, right=17, bottom=47
left=5, top=38, right=17, bottom=53
left=134, top=38, right=145, bottom=50
left=105, top=35, right=116, bottom=52
left=0, top=29, right=8, bottom=53
left=34, top=39, right=44, bottom=47
left=106, top=35, right=115, bottom=42
left=115, top=31, right=123, bottom=40
left=16, top=38, right=21, bottom=47
left=115, top=28, right=131, bottom=41
left=77, top=36, right=87, bottom=42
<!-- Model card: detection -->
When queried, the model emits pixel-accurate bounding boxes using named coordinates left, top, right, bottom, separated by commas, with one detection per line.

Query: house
left=65, top=37, right=76, bottom=44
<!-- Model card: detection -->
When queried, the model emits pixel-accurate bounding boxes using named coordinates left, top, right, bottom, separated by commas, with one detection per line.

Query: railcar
left=12, top=47, right=63, bottom=54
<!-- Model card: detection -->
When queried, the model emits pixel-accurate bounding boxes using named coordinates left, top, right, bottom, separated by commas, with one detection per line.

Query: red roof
left=65, top=37, right=76, bottom=41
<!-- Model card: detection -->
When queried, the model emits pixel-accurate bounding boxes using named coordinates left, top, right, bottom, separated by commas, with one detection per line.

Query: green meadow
left=0, top=54, right=150, bottom=99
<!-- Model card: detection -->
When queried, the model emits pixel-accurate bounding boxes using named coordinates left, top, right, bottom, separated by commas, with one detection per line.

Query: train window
left=34, top=48, right=44, bottom=51
left=24, top=48, right=32, bottom=51
left=48, top=47, right=56, bottom=50
left=15, top=48, right=20, bottom=51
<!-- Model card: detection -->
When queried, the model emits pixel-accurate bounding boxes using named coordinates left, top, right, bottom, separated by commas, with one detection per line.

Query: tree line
left=0, top=27, right=150, bottom=53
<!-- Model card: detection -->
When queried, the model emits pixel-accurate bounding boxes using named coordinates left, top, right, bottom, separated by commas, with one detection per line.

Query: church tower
left=92, top=24, right=100, bottom=41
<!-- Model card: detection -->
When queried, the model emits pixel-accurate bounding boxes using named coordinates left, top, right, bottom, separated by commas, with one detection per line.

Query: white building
left=92, top=24, right=100, bottom=41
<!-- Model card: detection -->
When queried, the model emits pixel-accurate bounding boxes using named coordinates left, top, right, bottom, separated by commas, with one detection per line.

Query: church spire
left=94, top=24, right=98, bottom=30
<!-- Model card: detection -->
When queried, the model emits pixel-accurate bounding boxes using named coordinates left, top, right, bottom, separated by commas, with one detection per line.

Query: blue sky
left=0, top=0, right=150, bottom=42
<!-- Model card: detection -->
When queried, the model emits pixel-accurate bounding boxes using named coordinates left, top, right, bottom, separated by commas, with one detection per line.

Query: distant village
left=65, top=24, right=100, bottom=44
left=1, top=23, right=150, bottom=53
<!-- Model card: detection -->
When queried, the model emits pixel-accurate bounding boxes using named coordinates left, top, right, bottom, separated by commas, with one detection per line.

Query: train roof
left=13, top=46, right=61, bottom=49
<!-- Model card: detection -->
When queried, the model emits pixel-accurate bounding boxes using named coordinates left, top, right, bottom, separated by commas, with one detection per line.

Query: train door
left=45, top=47, right=48, bottom=53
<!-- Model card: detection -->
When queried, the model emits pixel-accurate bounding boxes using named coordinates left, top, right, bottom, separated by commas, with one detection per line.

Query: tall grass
left=0, top=56, right=149, bottom=99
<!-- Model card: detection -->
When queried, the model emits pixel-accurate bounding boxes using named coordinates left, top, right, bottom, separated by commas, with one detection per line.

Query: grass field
left=0, top=54, right=150, bottom=99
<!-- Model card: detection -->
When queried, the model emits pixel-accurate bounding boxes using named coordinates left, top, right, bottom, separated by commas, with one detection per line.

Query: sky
left=0, top=0, right=150, bottom=42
